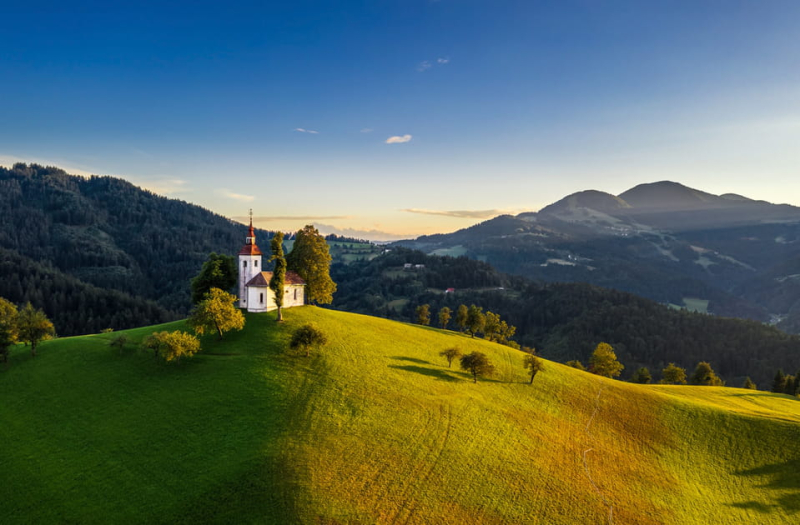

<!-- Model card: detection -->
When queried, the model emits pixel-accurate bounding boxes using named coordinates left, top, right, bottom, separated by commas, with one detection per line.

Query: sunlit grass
left=1, top=307, right=798, bottom=523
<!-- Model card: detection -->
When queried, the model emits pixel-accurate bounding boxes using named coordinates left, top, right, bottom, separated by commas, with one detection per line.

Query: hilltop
left=2, top=307, right=799, bottom=524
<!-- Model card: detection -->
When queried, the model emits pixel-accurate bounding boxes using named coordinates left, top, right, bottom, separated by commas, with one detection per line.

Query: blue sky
left=2, top=0, right=799, bottom=239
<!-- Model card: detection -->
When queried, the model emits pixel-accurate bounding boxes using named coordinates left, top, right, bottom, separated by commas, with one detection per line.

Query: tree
left=660, top=363, right=687, bottom=385
left=455, top=304, right=468, bottom=332
left=690, top=361, right=724, bottom=386
left=159, top=331, right=201, bottom=363
left=109, top=334, right=129, bottom=356
left=523, top=351, right=544, bottom=384
left=0, top=297, right=19, bottom=364
left=415, top=304, right=431, bottom=326
left=784, top=375, right=796, bottom=396
left=460, top=351, right=495, bottom=383
left=190, top=252, right=237, bottom=304
left=143, top=331, right=200, bottom=362
left=287, top=225, right=336, bottom=304
left=589, top=342, right=623, bottom=378
left=465, top=305, right=485, bottom=338
left=438, top=307, right=452, bottom=330
left=484, top=311, right=501, bottom=341
left=289, top=323, right=328, bottom=357
left=269, top=232, right=287, bottom=322
left=772, top=369, right=787, bottom=393
left=742, top=377, right=757, bottom=390
left=439, top=347, right=462, bottom=368
left=17, top=302, right=55, bottom=356
left=566, top=360, right=586, bottom=371
left=189, top=288, right=245, bottom=339
left=631, top=367, right=652, bottom=384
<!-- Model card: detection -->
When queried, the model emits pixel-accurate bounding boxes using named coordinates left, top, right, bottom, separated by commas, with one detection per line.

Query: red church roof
left=239, top=244, right=263, bottom=255
left=239, top=217, right=263, bottom=255
left=245, top=271, right=306, bottom=287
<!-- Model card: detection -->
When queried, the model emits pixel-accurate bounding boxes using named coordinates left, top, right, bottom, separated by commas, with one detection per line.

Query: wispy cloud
left=232, top=215, right=353, bottom=222
left=360, top=128, right=374, bottom=133
left=219, top=189, right=255, bottom=202
left=402, top=208, right=508, bottom=219
left=418, top=57, right=450, bottom=72
left=386, top=134, right=412, bottom=144
left=294, top=128, right=319, bottom=134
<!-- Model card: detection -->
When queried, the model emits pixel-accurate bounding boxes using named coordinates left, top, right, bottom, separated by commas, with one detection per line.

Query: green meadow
left=1, top=307, right=799, bottom=524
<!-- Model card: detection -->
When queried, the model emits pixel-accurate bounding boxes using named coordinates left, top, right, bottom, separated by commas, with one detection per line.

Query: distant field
left=429, top=245, right=468, bottom=257
left=2, top=308, right=799, bottom=524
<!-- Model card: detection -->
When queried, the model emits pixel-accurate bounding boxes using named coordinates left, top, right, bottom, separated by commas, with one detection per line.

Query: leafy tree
left=289, top=323, right=328, bottom=357
left=484, top=311, right=501, bottom=341
left=455, top=304, right=468, bottom=332
left=269, top=232, right=287, bottom=322
left=287, top=225, right=337, bottom=304
left=523, top=351, right=544, bottom=384
left=189, top=288, right=245, bottom=339
left=415, top=304, right=431, bottom=326
left=566, top=360, right=586, bottom=371
left=772, top=369, right=787, bottom=393
left=465, top=305, right=485, bottom=338
left=439, top=346, right=462, bottom=368
left=631, top=367, right=652, bottom=384
left=438, top=307, right=451, bottom=330
left=660, top=363, right=687, bottom=385
left=589, top=342, right=623, bottom=378
left=0, top=297, right=19, bottom=364
left=742, top=377, right=757, bottom=390
left=143, top=331, right=200, bottom=362
left=497, top=320, right=517, bottom=347
left=460, top=351, right=495, bottom=383
left=17, top=302, right=55, bottom=356
left=109, top=334, right=129, bottom=356
left=190, top=253, right=237, bottom=304
left=690, top=361, right=724, bottom=386
left=160, top=331, right=201, bottom=362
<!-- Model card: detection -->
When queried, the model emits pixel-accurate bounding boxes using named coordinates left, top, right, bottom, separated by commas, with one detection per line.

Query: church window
left=255, top=260, right=258, bottom=267
left=260, top=293, right=264, bottom=304
left=243, top=261, right=247, bottom=268
left=294, top=289, right=297, bottom=300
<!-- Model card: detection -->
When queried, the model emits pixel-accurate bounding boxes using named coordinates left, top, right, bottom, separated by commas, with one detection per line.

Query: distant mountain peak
left=539, top=189, right=631, bottom=216
left=618, top=180, right=725, bottom=210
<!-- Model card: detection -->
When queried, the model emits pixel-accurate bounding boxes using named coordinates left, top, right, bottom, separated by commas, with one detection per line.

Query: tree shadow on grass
left=726, top=459, right=800, bottom=514
left=390, top=356, right=433, bottom=365
left=388, top=364, right=461, bottom=382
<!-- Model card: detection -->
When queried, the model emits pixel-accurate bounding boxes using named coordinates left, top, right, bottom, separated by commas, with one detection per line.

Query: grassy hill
left=2, top=308, right=799, bottom=524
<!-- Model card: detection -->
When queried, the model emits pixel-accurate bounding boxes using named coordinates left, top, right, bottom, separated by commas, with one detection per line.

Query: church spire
left=239, top=209, right=262, bottom=255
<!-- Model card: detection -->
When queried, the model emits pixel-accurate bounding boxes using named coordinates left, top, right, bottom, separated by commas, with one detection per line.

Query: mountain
left=396, top=181, right=800, bottom=329
left=2, top=307, right=799, bottom=524
left=0, top=163, right=272, bottom=334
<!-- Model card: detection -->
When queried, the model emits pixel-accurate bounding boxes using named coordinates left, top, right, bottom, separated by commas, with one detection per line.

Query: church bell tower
left=238, top=210, right=263, bottom=308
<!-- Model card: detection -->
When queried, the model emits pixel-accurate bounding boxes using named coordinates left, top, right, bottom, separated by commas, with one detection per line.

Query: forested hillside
left=331, top=248, right=800, bottom=386
left=0, top=163, right=266, bottom=334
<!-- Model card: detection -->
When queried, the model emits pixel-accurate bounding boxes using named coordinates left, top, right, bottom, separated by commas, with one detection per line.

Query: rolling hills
left=2, top=307, right=799, bottom=524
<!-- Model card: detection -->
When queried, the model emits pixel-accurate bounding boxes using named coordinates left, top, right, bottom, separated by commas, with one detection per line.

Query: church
left=238, top=219, right=306, bottom=313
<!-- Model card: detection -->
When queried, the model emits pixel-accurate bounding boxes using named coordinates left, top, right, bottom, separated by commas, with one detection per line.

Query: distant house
left=237, top=219, right=306, bottom=313
left=445, top=288, right=455, bottom=294
left=414, top=264, right=425, bottom=269
left=403, top=263, right=413, bottom=269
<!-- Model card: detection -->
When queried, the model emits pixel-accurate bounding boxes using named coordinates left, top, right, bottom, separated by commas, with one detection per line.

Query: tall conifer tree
left=269, top=232, right=287, bottom=322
